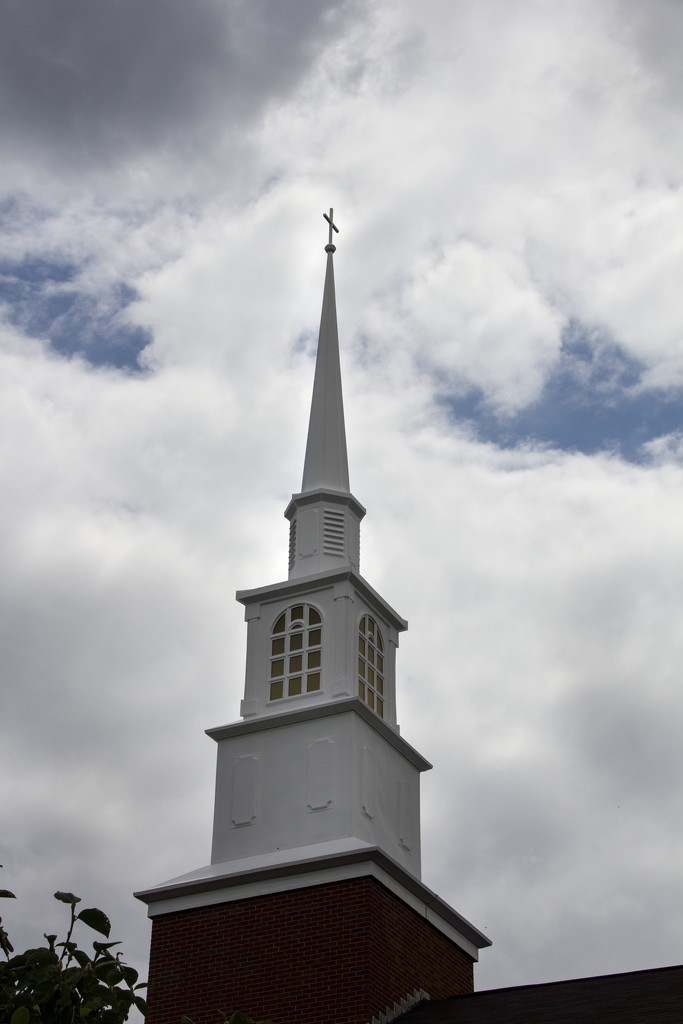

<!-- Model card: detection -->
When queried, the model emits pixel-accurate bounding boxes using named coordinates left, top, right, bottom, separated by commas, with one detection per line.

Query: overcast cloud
left=1, top=0, right=682, bottom=1009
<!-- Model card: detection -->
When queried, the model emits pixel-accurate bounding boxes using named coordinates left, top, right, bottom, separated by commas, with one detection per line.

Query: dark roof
left=394, top=965, right=683, bottom=1024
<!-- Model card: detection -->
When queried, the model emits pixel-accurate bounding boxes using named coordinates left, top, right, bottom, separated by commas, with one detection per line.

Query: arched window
left=358, top=615, right=384, bottom=718
left=269, top=604, right=322, bottom=702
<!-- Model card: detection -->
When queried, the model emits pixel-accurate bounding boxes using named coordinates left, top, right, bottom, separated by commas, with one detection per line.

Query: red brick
left=146, top=877, right=473, bottom=1024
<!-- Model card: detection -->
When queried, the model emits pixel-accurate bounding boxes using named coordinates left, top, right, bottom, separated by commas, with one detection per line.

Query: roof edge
left=206, top=697, right=431, bottom=771
left=236, top=567, right=408, bottom=632
left=134, top=845, right=491, bottom=956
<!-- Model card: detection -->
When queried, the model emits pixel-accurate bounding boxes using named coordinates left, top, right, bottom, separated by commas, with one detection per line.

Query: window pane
left=367, top=690, right=375, bottom=709
left=358, top=682, right=365, bottom=700
left=368, top=667, right=374, bottom=686
left=376, top=677, right=383, bottom=695
left=271, top=603, right=325, bottom=704
left=367, top=618, right=375, bottom=636
left=271, top=636, right=285, bottom=656
left=368, top=646, right=375, bottom=665
left=358, top=657, right=365, bottom=679
left=377, top=632, right=384, bottom=652
left=360, top=616, right=366, bottom=633
left=377, top=698, right=384, bottom=718
left=358, top=637, right=365, bottom=656
left=377, top=654, right=383, bottom=673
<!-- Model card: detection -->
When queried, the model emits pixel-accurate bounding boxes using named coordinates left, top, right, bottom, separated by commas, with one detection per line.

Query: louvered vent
left=288, top=518, right=297, bottom=571
left=323, top=509, right=345, bottom=556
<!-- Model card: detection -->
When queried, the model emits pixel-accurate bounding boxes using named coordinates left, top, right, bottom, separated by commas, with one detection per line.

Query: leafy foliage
left=0, top=886, right=147, bottom=1023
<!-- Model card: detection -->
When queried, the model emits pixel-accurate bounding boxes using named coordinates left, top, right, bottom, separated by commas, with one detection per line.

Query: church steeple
left=136, top=214, right=490, bottom=1024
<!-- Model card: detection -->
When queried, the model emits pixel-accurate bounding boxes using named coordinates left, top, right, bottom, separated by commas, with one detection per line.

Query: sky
left=1, top=0, right=682, bottom=1011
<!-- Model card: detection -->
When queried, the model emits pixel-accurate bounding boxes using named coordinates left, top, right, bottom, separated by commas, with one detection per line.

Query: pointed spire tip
left=323, top=208, right=339, bottom=253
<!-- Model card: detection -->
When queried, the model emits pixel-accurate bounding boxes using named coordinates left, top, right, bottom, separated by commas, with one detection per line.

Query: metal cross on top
left=323, top=208, right=339, bottom=251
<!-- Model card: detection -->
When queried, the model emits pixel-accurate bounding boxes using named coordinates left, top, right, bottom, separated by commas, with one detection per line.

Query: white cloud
left=642, top=429, right=683, bottom=463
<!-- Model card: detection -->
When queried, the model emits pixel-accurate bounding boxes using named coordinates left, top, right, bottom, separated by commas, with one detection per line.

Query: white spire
left=285, top=211, right=364, bottom=580
left=301, top=209, right=350, bottom=494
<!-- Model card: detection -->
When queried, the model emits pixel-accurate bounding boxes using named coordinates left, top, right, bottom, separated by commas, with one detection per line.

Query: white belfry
left=224, top=214, right=421, bottom=873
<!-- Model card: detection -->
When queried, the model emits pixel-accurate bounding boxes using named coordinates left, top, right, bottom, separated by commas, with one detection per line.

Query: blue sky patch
left=0, top=257, right=150, bottom=371
left=443, top=323, right=683, bottom=462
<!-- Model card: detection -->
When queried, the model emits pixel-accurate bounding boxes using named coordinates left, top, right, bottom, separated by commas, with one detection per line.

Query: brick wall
left=145, top=877, right=473, bottom=1024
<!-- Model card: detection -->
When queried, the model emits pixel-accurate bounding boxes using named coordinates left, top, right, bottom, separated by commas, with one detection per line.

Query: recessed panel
left=231, top=755, right=259, bottom=827
left=361, top=746, right=376, bottom=819
left=307, top=738, right=335, bottom=811
left=399, top=776, right=414, bottom=851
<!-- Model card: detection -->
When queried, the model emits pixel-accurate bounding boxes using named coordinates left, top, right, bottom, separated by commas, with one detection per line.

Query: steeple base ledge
left=207, top=697, right=428, bottom=767
left=134, top=840, right=490, bottom=961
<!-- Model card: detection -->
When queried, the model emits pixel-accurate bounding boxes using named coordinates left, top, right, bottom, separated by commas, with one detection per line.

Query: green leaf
left=0, top=889, right=16, bottom=899
left=54, top=891, right=81, bottom=905
left=100, top=1011, right=124, bottom=1024
left=71, top=948, right=91, bottom=968
left=33, top=974, right=61, bottom=1002
left=93, top=959, right=121, bottom=984
left=93, top=941, right=120, bottom=953
left=10, top=1007, right=30, bottom=1024
left=82, top=993, right=108, bottom=1013
left=228, top=1014, right=255, bottom=1024
left=27, top=947, right=59, bottom=965
left=0, top=923, right=14, bottom=956
left=77, top=908, right=111, bottom=938
left=120, top=964, right=138, bottom=987
left=180, top=1016, right=195, bottom=1024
